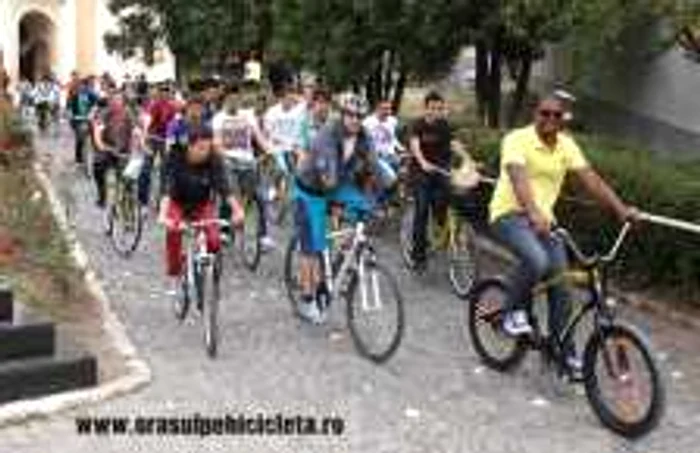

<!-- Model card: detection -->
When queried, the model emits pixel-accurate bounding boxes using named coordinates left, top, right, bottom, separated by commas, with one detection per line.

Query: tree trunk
left=391, top=70, right=407, bottom=114
left=475, top=39, right=489, bottom=126
left=383, top=49, right=395, bottom=101
left=506, top=53, right=532, bottom=127
left=487, top=31, right=502, bottom=129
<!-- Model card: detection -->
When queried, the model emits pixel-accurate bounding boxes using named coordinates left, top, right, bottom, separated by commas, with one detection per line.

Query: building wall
left=0, top=0, right=174, bottom=88
left=542, top=43, right=700, bottom=159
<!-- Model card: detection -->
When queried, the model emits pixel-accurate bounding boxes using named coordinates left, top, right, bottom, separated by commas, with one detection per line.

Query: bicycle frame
left=527, top=223, right=633, bottom=368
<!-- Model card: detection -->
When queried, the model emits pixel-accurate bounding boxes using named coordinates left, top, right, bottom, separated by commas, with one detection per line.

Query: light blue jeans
left=492, top=213, right=572, bottom=349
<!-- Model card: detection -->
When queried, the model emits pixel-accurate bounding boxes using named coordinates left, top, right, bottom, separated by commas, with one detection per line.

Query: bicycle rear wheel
left=467, top=278, right=527, bottom=371
left=399, top=203, right=416, bottom=269
left=583, top=322, right=665, bottom=438
left=346, top=252, right=404, bottom=364
left=202, top=255, right=222, bottom=359
left=448, top=215, right=479, bottom=298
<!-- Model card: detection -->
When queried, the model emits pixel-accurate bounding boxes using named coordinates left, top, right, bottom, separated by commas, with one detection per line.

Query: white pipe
left=639, top=211, right=700, bottom=236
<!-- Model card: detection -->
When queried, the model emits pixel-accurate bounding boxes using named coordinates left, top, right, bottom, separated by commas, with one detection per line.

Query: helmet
left=339, top=93, right=368, bottom=116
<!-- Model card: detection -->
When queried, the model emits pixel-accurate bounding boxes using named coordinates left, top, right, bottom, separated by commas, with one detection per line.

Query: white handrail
left=639, top=211, right=700, bottom=236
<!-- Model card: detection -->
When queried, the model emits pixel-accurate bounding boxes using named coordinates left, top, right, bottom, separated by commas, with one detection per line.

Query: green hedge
left=456, top=126, right=700, bottom=301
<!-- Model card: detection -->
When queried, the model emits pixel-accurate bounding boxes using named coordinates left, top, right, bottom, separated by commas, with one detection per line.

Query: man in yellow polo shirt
left=489, top=95, right=636, bottom=369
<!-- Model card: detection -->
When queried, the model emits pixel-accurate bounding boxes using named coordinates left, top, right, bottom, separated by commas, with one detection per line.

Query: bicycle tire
left=345, top=255, right=404, bottom=364
left=468, top=278, right=528, bottom=372
left=448, top=216, right=479, bottom=298
left=173, top=254, right=191, bottom=322
left=283, top=235, right=302, bottom=314
left=239, top=196, right=262, bottom=271
left=108, top=180, right=143, bottom=258
left=583, top=322, right=665, bottom=438
left=399, top=203, right=416, bottom=269
left=202, top=255, right=222, bottom=359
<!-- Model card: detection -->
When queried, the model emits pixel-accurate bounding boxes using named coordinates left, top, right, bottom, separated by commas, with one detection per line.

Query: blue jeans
left=492, top=214, right=572, bottom=349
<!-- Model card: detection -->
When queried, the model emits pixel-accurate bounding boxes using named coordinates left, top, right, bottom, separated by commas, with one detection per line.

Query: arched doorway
left=18, top=11, right=56, bottom=81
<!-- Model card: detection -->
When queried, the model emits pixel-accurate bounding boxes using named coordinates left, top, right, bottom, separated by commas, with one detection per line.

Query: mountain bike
left=104, top=150, right=144, bottom=257
left=221, top=158, right=263, bottom=272
left=284, top=210, right=404, bottom=364
left=399, top=166, right=480, bottom=297
left=468, top=221, right=665, bottom=438
left=171, top=218, right=230, bottom=358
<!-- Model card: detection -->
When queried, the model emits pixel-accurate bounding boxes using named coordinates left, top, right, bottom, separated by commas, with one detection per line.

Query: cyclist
left=212, top=89, right=273, bottom=241
left=140, top=84, right=177, bottom=206
left=262, top=83, right=306, bottom=248
left=363, top=98, right=405, bottom=198
left=157, top=126, right=244, bottom=292
left=91, top=90, right=137, bottom=209
left=67, top=77, right=99, bottom=165
left=292, top=93, right=381, bottom=324
left=489, top=94, right=636, bottom=367
left=298, top=87, right=332, bottom=149
left=409, top=91, right=467, bottom=272
left=33, top=75, right=55, bottom=130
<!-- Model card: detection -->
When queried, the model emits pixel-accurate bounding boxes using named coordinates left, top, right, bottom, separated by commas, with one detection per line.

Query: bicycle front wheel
left=448, top=216, right=479, bottom=298
left=201, top=256, right=222, bottom=358
left=583, top=322, right=665, bottom=438
left=109, top=180, right=144, bottom=257
left=346, top=254, right=404, bottom=364
left=239, top=196, right=262, bottom=271
left=283, top=235, right=302, bottom=313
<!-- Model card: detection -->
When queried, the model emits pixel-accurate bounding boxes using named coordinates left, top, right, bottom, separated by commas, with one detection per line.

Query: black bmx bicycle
left=468, top=221, right=665, bottom=438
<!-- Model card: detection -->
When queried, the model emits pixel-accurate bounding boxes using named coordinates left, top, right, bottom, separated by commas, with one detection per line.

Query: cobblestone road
left=3, top=128, right=700, bottom=453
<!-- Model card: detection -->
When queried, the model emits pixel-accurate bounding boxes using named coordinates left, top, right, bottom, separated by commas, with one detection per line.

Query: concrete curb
left=0, top=163, right=152, bottom=428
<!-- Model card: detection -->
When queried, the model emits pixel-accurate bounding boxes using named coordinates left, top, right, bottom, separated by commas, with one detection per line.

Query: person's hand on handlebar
left=621, top=205, right=641, bottom=225
left=419, top=158, right=438, bottom=174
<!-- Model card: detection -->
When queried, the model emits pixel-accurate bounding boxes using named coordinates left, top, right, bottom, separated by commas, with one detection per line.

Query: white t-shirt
left=263, top=102, right=305, bottom=152
left=363, top=114, right=400, bottom=156
left=212, top=110, right=260, bottom=163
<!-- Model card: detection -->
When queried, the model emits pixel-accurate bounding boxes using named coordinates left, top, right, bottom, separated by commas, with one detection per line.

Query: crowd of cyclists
left=22, top=62, right=641, bottom=377
left=10, top=59, right=669, bottom=436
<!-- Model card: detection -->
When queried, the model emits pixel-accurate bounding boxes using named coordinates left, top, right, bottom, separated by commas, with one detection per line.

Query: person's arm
left=251, top=121, right=273, bottom=155
left=573, top=168, right=632, bottom=222
left=212, top=157, right=244, bottom=224
left=501, top=134, right=550, bottom=235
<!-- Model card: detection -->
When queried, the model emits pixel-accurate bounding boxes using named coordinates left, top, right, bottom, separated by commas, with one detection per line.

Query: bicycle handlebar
left=166, top=218, right=232, bottom=232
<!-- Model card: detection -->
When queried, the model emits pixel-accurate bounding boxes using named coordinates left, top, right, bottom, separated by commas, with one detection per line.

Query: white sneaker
left=260, top=235, right=276, bottom=252
left=297, top=299, right=324, bottom=325
left=502, top=310, right=533, bottom=336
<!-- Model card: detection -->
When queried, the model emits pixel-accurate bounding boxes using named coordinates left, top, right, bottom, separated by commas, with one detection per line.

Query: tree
left=105, top=0, right=255, bottom=79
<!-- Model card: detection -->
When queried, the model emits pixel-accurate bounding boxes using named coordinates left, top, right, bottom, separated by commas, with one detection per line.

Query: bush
left=454, top=125, right=700, bottom=301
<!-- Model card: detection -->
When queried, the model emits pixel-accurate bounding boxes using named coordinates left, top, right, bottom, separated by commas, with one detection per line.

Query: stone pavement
left=2, top=127, right=700, bottom=453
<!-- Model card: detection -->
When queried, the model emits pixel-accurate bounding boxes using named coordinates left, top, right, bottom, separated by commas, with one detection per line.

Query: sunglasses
left=538, top=109, right=563, bottom=120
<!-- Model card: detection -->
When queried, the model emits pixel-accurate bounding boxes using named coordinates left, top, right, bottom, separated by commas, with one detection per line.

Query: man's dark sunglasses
left=538, top=109, right=563, bottom=120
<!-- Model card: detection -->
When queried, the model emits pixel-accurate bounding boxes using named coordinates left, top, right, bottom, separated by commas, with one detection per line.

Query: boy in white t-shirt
left=362, top=99, right=405, bottom=189
left=213, top=91, right=274, bottom=248
left=263, top=84, right=305, bottom=175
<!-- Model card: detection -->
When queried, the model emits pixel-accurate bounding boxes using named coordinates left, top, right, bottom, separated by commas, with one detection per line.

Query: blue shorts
left=330, top=183, right=375, bottom=224
left=292, top=183, right=328, bottom=254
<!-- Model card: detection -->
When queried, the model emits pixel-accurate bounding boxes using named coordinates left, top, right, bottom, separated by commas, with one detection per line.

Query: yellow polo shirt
left=489, top=125, right=588, bottom=223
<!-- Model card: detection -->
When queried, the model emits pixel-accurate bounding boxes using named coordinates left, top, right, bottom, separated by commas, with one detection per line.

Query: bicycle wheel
left=239, top=196, right=262, bottom=271
left=583, top=322, right=665, bottom=438
left=283, top=235, right=303, bottom=313
left=468, top=278, right=527, bottom=371
left=399, top=203, right=416, bottom=269
left=448, top=215, right=479, bottom=298
left=109, top=180, right=144, bottom=257
left=173, top=253, right=192, bottom=322
left=346, top=251, right=404, bottom=364
left=202, top=255, right=222, bottom=359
